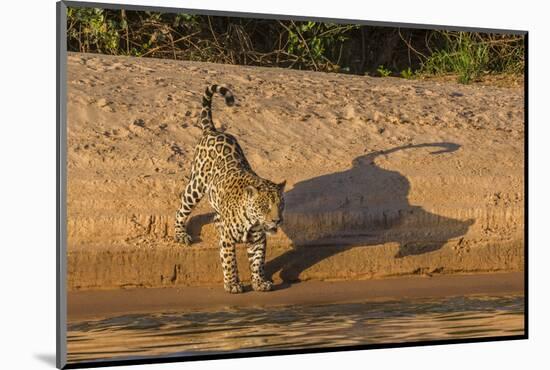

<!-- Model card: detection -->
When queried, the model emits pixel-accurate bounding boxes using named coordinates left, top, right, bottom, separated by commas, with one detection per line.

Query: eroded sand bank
left=66, top=53, right=524, bottom=290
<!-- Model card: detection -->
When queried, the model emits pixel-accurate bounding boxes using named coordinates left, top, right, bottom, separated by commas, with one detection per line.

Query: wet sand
left=68, top=272, right=524, bottom=320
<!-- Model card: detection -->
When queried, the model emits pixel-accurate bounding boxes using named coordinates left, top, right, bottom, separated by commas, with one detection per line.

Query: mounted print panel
left=57, top=1, right=527, bottom=368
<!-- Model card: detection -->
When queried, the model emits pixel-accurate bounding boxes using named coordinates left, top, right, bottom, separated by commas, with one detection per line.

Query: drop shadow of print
left=266, top=142, right=474, bottom=285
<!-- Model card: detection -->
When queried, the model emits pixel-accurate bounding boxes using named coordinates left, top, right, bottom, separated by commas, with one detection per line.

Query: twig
left=206, top=16, right=228, bottom=62
left=139, top=44, right=168, bottom=57
left=78, top=23, right=82, bottom=52
left=316, top=24, right=357, bottom=39
left=360, top=27, right=366, bottom=73
left=290, top=21, right=319, bottom=70
left=121, top=9, right=130, bottom=55
left=337, top=42, right=343, bottom=66
left=168, top=33, right=177, bottom=59
left=276, top=31, right=282, bottom=64
left=398, top=28, right=427, bottom=61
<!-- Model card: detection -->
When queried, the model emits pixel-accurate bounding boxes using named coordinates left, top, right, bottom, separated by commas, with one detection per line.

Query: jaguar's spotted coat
left=175, top=84, right=285, bottom=294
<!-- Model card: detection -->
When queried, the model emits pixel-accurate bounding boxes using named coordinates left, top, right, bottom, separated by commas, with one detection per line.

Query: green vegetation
left=400, top=67, right=414, bottom=79
left=66, top=7, right=525, bottom=84
left=377, top=65, right=392, bottom=77
left=283, top=21, right=360, bottom=71
left=418, top=31, right=524, bottom=84
left=67, top=7, right=120, bottom=54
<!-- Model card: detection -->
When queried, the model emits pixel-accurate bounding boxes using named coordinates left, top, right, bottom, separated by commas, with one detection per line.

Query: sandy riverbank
left=66, top=53, right=524, bottom=290
left=68, top=272, right=524, bottom=320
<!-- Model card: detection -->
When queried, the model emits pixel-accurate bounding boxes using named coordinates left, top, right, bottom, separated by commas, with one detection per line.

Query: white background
left=0, top=0, right=546, bottom=368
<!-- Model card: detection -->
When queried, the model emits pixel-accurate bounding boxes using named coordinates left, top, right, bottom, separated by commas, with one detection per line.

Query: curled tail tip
left=202, top=84, right=235, bottom=107
left=224, top=94, right=235, bottom=106
left=214, top=85, right=235, bottom=106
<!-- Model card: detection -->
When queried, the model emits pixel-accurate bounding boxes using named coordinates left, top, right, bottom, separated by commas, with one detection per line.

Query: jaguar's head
left=245, top=180, right=286, bottom=234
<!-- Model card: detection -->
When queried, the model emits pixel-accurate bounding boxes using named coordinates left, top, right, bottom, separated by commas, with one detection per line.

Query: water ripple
left=67, top=294, right=524, bottom=363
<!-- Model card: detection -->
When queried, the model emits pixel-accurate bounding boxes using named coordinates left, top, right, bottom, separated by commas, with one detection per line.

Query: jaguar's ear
left=278, top=180, right=287, bottom=191
left=245, top=185, right=258, bottom=198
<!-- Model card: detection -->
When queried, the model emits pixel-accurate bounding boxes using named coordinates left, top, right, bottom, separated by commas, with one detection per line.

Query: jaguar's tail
left=198, top=84, right=235, bottom=132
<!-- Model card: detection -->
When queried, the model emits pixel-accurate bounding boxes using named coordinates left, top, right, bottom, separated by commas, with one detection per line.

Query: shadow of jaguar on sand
left=266, top=142, right=474, bottom=285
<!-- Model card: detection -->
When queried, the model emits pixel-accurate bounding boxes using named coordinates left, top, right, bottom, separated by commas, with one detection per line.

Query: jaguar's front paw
left=175, top=232, right=192, bottom=246
left=224, top=282, right=244, bottom=294
left=252, top=279, right=273, bottom=292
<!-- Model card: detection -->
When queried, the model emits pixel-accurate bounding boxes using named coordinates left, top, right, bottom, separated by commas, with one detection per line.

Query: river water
left=67, top=294, right=524, bottom=364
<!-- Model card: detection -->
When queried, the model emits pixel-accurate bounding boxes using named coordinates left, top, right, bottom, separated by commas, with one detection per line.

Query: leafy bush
left=377, top=65, right=392, bottom=77
left=400, top=67, right=414, bottom=79
left=67, top=8, right=120, bottom=54
left=419, top=32, right=488, bottom=83
left=418, top=31, right=524, bottom=83
left=283, top=21, right=359, bottom=71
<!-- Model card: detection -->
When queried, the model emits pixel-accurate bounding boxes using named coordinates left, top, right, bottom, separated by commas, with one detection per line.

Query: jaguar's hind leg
left=174, top=177, right=204, bottom=246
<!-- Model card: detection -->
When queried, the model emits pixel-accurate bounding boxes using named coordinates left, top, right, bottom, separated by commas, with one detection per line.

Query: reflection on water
left=67, top=295, right=524, bottom=363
